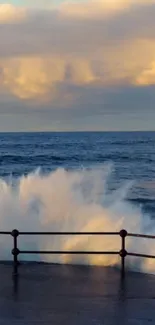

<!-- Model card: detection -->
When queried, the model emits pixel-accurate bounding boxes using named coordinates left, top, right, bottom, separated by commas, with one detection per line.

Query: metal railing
left=1, top=229, right=155, bottom=277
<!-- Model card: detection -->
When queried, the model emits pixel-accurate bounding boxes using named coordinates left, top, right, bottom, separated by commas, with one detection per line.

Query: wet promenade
left=0, top=263, right=155, bottom=324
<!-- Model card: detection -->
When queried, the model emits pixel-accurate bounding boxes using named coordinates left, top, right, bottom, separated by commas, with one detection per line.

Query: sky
left=0, top=0, right=155, bottom=131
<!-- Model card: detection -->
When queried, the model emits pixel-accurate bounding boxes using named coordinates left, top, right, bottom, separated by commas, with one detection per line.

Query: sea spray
left=0, top=166, right=154, bottom=273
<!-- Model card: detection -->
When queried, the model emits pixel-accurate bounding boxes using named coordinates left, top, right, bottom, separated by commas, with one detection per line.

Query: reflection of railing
left=1, top=229, right=155, bottom=276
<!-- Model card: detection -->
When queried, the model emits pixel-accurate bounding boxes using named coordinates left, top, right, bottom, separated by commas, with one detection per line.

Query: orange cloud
left=1, top=1, right=155, bottom=104
left=59, top=0, right=155, bottom=19
left=2, top=57, right=65, bottom=100
left=0, top=4, right=26, bottom=23
left=135, top=61, right=155, bottom=86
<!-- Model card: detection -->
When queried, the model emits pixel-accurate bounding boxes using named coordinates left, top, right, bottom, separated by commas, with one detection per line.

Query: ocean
left=0, top=131, right=155, bottom=273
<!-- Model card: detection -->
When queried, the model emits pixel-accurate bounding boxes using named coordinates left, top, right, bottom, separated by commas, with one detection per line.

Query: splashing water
left=0, top=166, right=154, bottom=274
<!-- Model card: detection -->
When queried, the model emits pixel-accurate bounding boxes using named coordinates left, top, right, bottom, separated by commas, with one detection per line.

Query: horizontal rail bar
left=1, top=230, right=155, bottom=238
left=18, top=231, right=119, bottom=235
left=19, top=250, right=119, bottom=255
left=128, top=252, right=155, bottom=259
left=128, top=233, right=155, bottom=239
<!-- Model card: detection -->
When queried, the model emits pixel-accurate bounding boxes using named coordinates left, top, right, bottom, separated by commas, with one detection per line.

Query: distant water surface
left=0, top=131, right=155, bottom=216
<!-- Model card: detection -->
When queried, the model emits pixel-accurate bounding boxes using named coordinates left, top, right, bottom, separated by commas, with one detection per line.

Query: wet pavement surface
left=0, top=263, right=155, bottom=324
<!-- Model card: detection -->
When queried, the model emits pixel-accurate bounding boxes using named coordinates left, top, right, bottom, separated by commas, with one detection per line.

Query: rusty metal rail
left=0, top=229, right=154, bottom=277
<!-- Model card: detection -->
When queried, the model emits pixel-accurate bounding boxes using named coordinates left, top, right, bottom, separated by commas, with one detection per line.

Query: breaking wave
left=0, top=165, right=154, bottom=274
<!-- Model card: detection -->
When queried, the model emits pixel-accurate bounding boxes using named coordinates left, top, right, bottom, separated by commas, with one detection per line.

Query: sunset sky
left=0, top=0, right=155, bottom=131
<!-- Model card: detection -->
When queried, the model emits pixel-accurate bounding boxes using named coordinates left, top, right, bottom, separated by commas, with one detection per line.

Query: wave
left=0, top=153, right=153, bottom=165
left=0, top=165, right=154, bottom=274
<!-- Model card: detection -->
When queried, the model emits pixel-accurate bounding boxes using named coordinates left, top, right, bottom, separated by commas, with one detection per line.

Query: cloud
left=1, top=56, right=96, bottom=102
left=59, top=0, right=155, bottom=19
left=23, top=0, right=53, bottom=9
left=1, top=0, right=155, bottom=106
left=0, top=4, right=26, bottom=23
left=2, top=56, right=65, bottom=100
left=59, top=0, right=129, bottom=19
left=135, top=61, right=155, bottom=86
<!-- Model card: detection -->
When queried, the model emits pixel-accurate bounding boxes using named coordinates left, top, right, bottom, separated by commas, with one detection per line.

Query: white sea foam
left=0, top=166, right=154, bottom=274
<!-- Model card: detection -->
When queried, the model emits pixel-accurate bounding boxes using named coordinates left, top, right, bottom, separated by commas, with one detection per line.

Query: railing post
left=11, top=229, right=19, bottom=276
left=119, top=229, right=127, bottom=278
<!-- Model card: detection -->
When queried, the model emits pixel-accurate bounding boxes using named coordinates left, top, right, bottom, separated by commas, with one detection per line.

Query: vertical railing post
left=119, top=229, right=127, bottom=278
left=11, top=229, right=19, bottom=276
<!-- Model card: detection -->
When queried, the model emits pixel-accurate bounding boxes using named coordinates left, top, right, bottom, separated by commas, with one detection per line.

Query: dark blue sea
left=0, top=131, right=155, bottom=217
left=0, top=132, right=155, bottom=325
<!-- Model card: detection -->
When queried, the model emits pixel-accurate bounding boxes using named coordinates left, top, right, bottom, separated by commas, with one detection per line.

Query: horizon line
left=0, top=130, right=155, bottom=133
